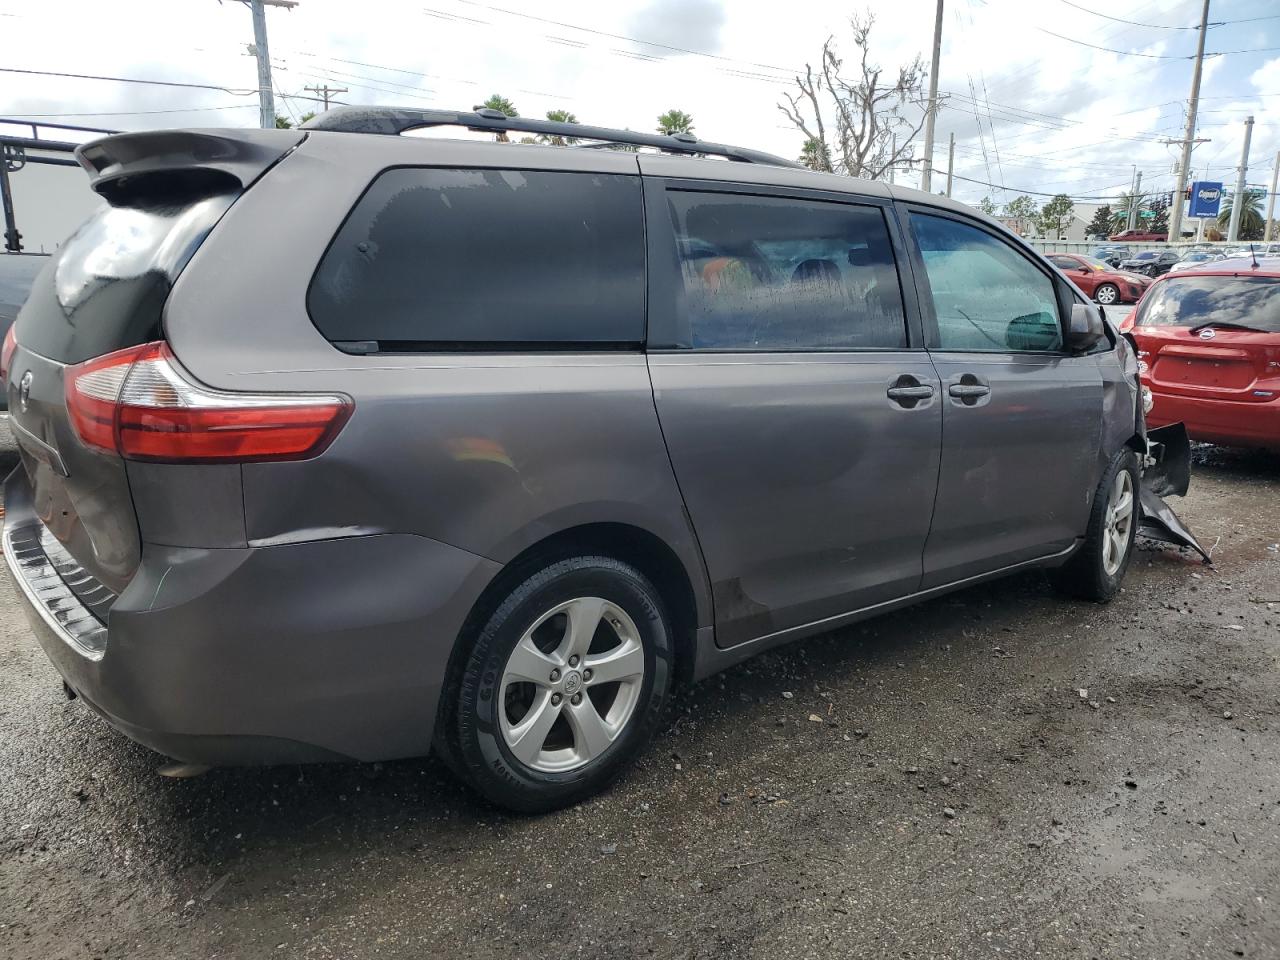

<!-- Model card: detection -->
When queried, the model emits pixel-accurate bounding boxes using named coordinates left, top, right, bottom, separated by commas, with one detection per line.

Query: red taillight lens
left=0, top=325, right=17, bottom=385
left=65, top=342, right=351, bottom=463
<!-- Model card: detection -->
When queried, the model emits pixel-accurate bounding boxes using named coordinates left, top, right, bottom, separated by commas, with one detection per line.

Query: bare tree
left=778, top=14, right=929, bottom=180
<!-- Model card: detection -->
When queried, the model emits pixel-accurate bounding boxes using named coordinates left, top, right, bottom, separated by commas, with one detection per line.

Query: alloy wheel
left=1102, top=470, right=1134, bottom=576
left=497, top=597, right=645, bottom=773
left=1095, top=284, right=1118, bottom=305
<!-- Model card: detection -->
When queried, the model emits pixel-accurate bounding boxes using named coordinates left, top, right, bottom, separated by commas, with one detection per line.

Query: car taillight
left=65, top=342, right=351, bottom=463
left=0, top=325, right=16, bottom=385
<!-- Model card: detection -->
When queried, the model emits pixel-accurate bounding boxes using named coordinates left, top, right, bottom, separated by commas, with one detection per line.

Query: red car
left=1046, top=253, right=1152, bottom=305
left=1126, top=258, right=1280, bottom=451
left=1109, top=229, right=1166, bottom=242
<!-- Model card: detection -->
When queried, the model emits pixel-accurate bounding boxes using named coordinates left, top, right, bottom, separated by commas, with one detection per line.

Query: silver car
left=1, top=108, right=1202, bottom=811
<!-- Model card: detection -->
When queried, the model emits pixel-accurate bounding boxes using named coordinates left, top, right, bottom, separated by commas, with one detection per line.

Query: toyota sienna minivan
left=2, top=107, right=1191, bottom=811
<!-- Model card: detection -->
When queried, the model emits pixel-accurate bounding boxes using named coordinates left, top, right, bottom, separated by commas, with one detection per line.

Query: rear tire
left=1094, top=283, right=1119, bottom=305
left=443, top=556, right=674, bottom=813
left=1052, top=449, right=1140, bottom=602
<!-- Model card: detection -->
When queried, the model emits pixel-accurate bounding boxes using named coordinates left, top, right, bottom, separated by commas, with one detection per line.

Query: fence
left=1025, top=239, right=1280, bottom=256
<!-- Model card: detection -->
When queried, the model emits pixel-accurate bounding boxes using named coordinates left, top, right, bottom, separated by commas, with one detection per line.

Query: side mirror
left=1067, top=301, right=1105, bottom=353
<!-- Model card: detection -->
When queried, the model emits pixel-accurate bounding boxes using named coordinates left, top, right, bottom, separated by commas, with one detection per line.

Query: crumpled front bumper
left=1137, top=422, right=1210, bottom=563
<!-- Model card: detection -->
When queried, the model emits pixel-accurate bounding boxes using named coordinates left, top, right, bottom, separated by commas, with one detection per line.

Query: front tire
left=444, top=556, right=674, bottom=813
left=1094, top=283, right=1119, bottom=305
left=1052, top=449, right=1140, bottom=602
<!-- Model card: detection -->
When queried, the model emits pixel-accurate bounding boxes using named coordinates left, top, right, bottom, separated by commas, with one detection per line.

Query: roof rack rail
left=301, top=106, right=802, bottom=169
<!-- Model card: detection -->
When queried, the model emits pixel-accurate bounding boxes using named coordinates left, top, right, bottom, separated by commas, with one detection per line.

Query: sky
left=1, top=0, right=1279, bottom=214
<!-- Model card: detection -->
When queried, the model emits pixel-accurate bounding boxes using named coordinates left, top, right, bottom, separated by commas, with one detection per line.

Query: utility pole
left=303, top=84, right=347, bottom=110
left=945, top=131, right=955, bottom=198
left=1227, top=115, right=1254, bottom=243
left=1265, top=150, right=1279, bottom=243
left=919, top=0, right=944, bottom=193
left=1128, top=170, right=1143, bottom=231
left=1168, top=0, right=1210, bottom=242
left=228, top=0, right=297, bottom=130
left=888, top=134, right=896, bottom=185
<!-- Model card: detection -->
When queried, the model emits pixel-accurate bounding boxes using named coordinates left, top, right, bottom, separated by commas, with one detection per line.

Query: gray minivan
left=2, top=108, right=1195, bottom=811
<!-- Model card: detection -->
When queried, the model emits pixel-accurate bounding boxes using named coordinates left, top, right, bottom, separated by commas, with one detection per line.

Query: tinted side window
left=663, top=191, right=907, bottom=351
left=1047, top=255, right=1077, bottom=270
left=910, top=214, right=1063, bottom=353
left=309, top=168, right=644, bottom=347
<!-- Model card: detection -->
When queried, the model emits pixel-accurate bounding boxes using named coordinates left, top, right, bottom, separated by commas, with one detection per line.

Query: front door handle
left=886, top=375, right=935, bottom=409
left=887, top=385, right=935, bottom=401
left=947, top=383, right=991, bottom=399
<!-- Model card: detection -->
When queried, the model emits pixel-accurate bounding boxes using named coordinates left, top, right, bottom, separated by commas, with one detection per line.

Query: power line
left=0, top=104, right=257, bottom=118
left=0, top=66, right=256, bottom=95
left=948, top=172, right=1135, bottom=200
left=1055, top=0, right=1200, bottom=29
left=1036, top=27, right=1192, bottom=58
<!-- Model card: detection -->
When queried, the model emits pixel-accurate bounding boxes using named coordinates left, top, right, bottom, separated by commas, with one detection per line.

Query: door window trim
left=897, top=201, right=1075, bottom=359
left=645, top=178, right=927, bottom=353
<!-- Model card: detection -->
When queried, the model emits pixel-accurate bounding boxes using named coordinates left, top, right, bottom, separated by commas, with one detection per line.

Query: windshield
left=1131, top=252, right=1158, bottom=261
left=1078, top=256, right=1111, bottom=270
left=1136, top=275, right=1280, bottom=331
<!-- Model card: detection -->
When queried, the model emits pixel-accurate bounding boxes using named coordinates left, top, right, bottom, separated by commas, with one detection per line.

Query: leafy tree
left=1218, top=189, right=1265, bottom=241
left=274, top=114, right=293, bottom=129
left=1002, top=195, right=1038, bottom=236
left=1038, top=194, right=1074, bottom=239
left=1086, top=205, right=1112, bottom=237
left=481, top=94, right=519, bottom=141
left=977, top=196, right=998, bottom=216
left=798, top=136, right=830, bottom=171
left=778, top=13, right=926, bottom=179
left=656, top=109, right=695, bottom=136
left=539, top=109, right=580, bottom=146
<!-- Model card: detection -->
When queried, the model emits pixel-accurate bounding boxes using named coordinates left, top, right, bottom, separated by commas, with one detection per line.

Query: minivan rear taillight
left=65, top=342, right=351, bottom=463
left=1, top=325, right=16, bottom=385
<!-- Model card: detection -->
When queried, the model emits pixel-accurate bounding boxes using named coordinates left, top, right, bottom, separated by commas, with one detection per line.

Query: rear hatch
left=4, top=129, right=303, bottom=598
left=1131, top=271, right=1280, bottom=403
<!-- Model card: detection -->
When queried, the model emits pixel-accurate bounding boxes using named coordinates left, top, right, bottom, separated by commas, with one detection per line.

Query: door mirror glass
left=1067, top=301, right=1105, bottom=353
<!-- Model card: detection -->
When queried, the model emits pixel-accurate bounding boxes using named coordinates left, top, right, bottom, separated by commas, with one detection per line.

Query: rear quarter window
left=308, top=168, right=645, bottom=348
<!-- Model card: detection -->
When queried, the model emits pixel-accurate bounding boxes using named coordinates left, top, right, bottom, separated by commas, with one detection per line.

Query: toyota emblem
left=17, top=370, right=32, bottom=412
left=1198, top=328, right=1216, bottom=340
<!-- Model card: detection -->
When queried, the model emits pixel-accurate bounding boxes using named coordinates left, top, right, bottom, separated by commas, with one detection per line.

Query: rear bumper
left=3, top=468, right=500, bottom=765
left=1146, top=390, right=1280, bottom=450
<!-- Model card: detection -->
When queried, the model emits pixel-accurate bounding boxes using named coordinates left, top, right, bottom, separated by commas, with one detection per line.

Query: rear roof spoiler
left=75, top=129, right=305, bottom=199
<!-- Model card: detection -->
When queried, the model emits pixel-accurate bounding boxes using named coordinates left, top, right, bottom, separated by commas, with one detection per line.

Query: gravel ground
left=1, top=440, right=1278, bottom=960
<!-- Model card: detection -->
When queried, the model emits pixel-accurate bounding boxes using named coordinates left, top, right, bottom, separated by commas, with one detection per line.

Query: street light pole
left=919, top=0, right=944, bottom=193
left=1227, top=116, right=1254, bottom=243
left=1168, top=0, right=1210, bottom=242
left=945, top=131, right=955, bottom=198
left=1265, top=150, right=1279, bottom=243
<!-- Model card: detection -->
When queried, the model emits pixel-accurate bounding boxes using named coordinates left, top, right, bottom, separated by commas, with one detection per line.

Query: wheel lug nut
left=571, top=693, right=582, bottom=705
left=551, top=693, right=562, bottom=706
left=550, top=668, right=561, bottom=682
left=568, top=655, right=580, bottom=667
left=582, top=669, right=593, bottom=682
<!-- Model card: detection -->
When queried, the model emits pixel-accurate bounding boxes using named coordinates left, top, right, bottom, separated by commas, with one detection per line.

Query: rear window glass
left=308, top=168, right=645, bottom=348
left=15, top=194, right=235, bottom=364
left=1136, top=275, right=1280, bottom=332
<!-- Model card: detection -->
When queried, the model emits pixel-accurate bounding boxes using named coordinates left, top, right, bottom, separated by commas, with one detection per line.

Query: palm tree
left=481, top=94, right=518, bottom=142
left=539, top=109, right=580, bottom=146
left=1218, top=190, right=1265, bottom=241
left=656, top=109, right=695, bottom=137
left=1110, top=191, right=1145, bottom=232
left=798, top=137, right=830, bottom=172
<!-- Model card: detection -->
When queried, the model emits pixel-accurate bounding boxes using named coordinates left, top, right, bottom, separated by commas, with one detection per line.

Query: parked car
left=1, top=109, right=1202, bottom=812
left=1090, top=246, right=1130, bottom=268
left=0, top=255, right=50, bottom=412
left=1045, top=253, right=1151, bottom=304
left=1120, top=249, right=1182, bottom=277
left=1130, top=257, right=1280, bottom=450
left=1109, top=229, right=1167, bottom=242
left=1166, top=251, right=1225, bottom=273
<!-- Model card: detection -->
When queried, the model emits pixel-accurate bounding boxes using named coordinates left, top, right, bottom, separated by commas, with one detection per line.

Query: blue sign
left=1188, top=181, right=1223, bottom=219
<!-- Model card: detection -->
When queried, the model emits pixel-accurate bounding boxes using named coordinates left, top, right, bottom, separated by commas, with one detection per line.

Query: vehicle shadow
left=75, top=540, right=1199, bottom=879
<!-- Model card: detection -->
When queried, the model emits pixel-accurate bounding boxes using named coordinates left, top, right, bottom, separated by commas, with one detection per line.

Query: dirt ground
left=1, top=434, right=1278, bottom=960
